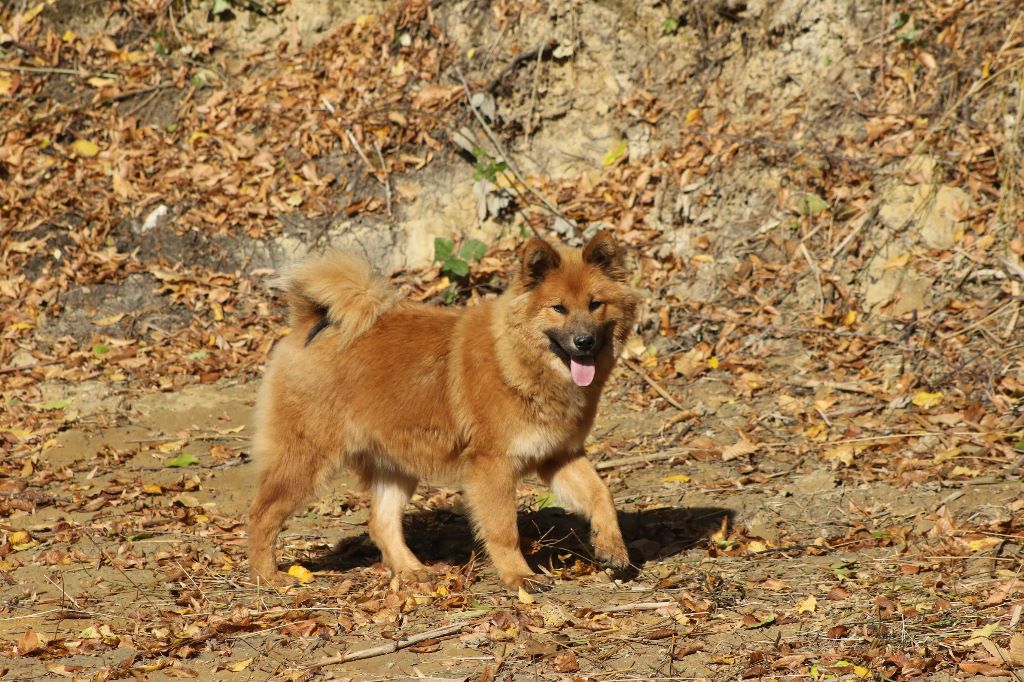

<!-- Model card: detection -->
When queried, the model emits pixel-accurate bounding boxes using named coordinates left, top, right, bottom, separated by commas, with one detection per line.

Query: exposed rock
left=878, top=184, right=971, bottom=250
left=863, top=243, right=932, bottom=315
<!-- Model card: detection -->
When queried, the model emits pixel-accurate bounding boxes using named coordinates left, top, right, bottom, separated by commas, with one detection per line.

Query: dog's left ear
left=582, top=230, right=626, bottom=281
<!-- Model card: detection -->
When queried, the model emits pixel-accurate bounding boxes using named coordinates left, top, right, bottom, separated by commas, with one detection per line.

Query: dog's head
left=509, top=230, right=639, bottom=387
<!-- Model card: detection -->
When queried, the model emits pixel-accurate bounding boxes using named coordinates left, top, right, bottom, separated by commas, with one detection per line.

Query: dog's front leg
left=538, top=453, right=630, bottom=571
left=464, top=460, right=549, bottom=592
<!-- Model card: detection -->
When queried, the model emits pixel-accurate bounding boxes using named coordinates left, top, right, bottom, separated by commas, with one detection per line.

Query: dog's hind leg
left=247, top=454, right=318, bottom=586
left=368, top=472, right=427, bottom=579
left=538, top=453, right=630, bottom=570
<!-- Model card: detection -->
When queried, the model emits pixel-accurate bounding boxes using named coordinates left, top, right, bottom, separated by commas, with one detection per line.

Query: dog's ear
left=582, top=230, right=625, bottom=281
left=519, top=237, right=561, bottom=287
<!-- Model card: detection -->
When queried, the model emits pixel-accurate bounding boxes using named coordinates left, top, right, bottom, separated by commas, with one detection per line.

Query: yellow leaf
left=661, top=474, right=691, bottom=484
left=11, top=534, right=37, bottom=552
left=227, top=658, right=253, bottom=672
left=10, top=531, right=31, bottom=546
left=287, top=564, right=314, bottom=584
left=911, top=391, right=942, bottom=408
left=967, top=537, right=1001, bottom=553
left=355, top=13, right=375, bottom=26
left=746, top=540, right=769, bottom=553
left=965, top=623, right=998, bottom=642
left=286, top=192, right=303, bottom=207
left=87, top=76, right=116, bottom=88
left=0, top=76, right=12, bottom=96
left=691, top=253, right=714, bottom=264
left=842, top=310, right=857, bottom=326
left=71, top=139, right=100, bottom=157
left=62, top=30, right=75, bottom=41
left=466, top=48, right=476, bottom=59
left=949, top=465, right=980, bottom=478
left=517, top=585, right=535, bottom=604
left=156, top=439, right=187, bottom=454
left=142, top=483, right=163, bottom=495
left=602, top=140, right=628, bottom=167
left=883, top=253, right=910, bottom=270
left=795, top=595, right=817, bottom=614
left=211, top=301, right=224, bottom=322
left=685, top=108, right=702, bottom=125
left=854, top=665, right=870, bottom=678
left=707, top=356, right=719, bottom=369
left=22, top=2, right=46, bottom=23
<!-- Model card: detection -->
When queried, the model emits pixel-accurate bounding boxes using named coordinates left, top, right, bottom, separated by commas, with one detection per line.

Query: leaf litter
left=1, top=0, right=1023, bottom=680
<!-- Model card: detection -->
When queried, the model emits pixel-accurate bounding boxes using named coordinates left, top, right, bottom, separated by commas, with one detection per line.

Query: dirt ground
left=2, top=0, right=1024, bottom=680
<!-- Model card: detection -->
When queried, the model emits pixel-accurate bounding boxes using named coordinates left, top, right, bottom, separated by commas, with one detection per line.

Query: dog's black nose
left=573, top=334, right=595, bottom=353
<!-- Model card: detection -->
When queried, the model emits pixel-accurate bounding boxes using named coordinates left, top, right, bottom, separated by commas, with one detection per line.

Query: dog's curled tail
left=282, top=251, right=397, bottom=347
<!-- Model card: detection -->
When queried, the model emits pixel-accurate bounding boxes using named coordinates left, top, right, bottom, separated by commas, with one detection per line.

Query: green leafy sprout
left=470, top=146, right=508, bottom=183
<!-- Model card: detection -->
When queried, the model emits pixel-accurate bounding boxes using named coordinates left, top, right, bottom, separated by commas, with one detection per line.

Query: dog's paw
left=251, top=570, right=292, bottom=588
left=394, top=566, right=433, bottom=584
left=592, top=538, right=631, bottom=572
left=503, top=573, right=553, bottom=594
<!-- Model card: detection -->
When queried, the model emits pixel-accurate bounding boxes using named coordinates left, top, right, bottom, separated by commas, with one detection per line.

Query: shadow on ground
left=305, top=505, right=734, bottom=577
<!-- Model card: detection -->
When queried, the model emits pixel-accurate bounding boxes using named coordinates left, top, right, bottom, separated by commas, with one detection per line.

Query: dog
left=247, top=230, right=640, bottom=591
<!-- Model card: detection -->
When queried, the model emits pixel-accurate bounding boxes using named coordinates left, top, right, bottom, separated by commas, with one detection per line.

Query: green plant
left=661, top=17, right=679, bottom=35
left=470, top=146, right=507, bottom=183
left=434, top=237, right=487, bottom=278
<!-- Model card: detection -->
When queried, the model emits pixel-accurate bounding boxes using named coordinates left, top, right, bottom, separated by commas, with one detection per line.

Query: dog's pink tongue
left=570, top=358, right=596, bottom=387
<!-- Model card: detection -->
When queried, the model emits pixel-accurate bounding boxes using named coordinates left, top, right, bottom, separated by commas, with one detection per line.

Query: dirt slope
left=1, top=0, right=1023, bottom=680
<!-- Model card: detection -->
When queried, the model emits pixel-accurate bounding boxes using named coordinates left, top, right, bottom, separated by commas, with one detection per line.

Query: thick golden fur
left=248, top=231, right=640, bottom=591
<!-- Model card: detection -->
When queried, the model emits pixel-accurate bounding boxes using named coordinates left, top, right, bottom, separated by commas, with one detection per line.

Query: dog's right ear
left=519, top=237, right=560, bottom=287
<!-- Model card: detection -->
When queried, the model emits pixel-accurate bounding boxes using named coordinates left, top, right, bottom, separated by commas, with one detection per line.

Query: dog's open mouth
left=547, top=335, right=596, bottom=387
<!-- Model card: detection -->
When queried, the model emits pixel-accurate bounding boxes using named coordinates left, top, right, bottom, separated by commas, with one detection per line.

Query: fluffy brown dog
left=248, top=231, right=639, bottom=591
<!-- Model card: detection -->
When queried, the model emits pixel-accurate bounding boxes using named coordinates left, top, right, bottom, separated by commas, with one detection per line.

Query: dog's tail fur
left=281, top=251, right=397, bottom=348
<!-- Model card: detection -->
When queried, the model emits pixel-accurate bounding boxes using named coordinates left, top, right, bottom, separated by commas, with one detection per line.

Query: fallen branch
left=623, top=360, right=689, bottom=412
left=315, top=622, right=465, bottom=666
left=486, top=39, right=559, bottom=93
left=596, top=601, right=676, bottom=613
left=595, top=450, right=692, bottom=471
left=0, top=360, right=61, bottom=375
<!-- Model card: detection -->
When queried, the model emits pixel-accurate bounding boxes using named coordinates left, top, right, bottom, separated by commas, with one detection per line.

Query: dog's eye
left=552, top=304, right=567, bottom=315
left=589, top=300, right=603, bottom=312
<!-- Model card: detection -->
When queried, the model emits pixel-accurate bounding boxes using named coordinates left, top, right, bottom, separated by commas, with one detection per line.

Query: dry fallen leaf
left=721, top=437, right=758, bottom=461
left=1009, top=633, right=1024, bottom=665
left=795, top=594, right=817, bottom=614
left=18, top=628, right=42, bottom=655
